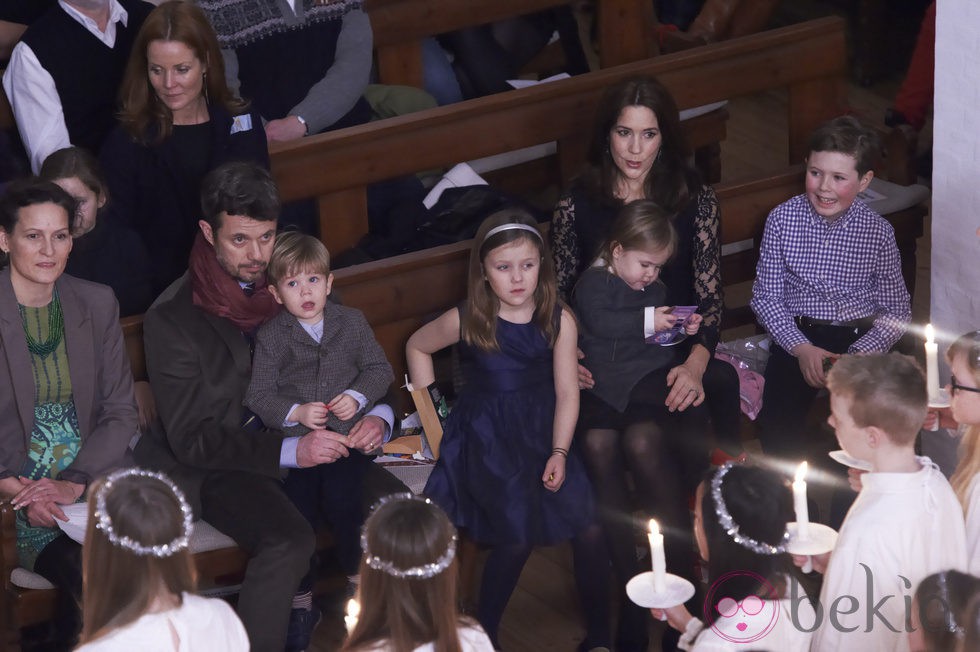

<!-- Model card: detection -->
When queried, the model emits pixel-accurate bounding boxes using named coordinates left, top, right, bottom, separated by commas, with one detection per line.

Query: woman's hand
left=665, top=362, right=706, bottom=412
left=134, top=380, right=157, bottom=431
left=650, top=604, right=694, bottom=632
left=542, top=454, right=566, bottom=492
left=11, top=477, right=83, bottom=509
left=24, top=501, right=67, bottom=528
left=577, top=348, right=595, bottom=390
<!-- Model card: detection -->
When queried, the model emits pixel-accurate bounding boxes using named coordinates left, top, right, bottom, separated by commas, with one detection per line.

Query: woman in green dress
left=0, top=179, right=137, bottom=649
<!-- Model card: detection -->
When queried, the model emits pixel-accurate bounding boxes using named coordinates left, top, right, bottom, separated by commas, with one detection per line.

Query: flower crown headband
left=360, top=493, right=457, bottom=580
left=712, top=462, right=790, bottom=556
left=94, top=468, right=194, bottom=558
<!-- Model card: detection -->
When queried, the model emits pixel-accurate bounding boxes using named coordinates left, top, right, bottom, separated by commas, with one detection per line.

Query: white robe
left=75, top=593, right=248, bottom=652
left=681, top=595, right=815, bottom=651
left=366, top=625, right=495, bottom=651
left=811, top=457, right=967, bottom=652
left=965, top=473, right=980, bottom=575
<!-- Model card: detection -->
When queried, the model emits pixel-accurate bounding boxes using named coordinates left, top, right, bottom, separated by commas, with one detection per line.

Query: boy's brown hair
left=807, top=115, right=881, bottom=177
left=826, top=352, right=927, bottom=446
left=267, top=231, right=331, bottom=286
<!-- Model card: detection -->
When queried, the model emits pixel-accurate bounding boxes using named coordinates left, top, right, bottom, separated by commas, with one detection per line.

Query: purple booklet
left=645, top=305, right=698, bottom=346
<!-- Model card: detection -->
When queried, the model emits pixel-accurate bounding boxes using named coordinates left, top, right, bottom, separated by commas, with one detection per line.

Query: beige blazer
left=0, top=268, right=137, bottom=485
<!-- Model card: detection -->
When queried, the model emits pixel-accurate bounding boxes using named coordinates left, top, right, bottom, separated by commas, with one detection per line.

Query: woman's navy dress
left=424, top=312, right=594, bottom=546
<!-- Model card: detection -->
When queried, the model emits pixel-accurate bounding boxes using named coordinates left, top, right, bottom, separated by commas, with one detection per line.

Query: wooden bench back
left=118, top=168, right=804, bottom=399
left=269, top=16, right=848, bottom=255
left=367, top=0, right=656, bottom=88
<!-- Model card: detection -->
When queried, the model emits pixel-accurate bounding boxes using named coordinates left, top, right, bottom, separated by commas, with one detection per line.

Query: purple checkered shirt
left=750, top=194, right=910, bottom=353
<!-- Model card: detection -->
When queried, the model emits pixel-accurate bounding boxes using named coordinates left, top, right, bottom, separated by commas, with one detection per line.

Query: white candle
left=648, top=519, right=667, bottom=593
left=793, top=462, right=810, bottom=541
left=925, top=324, right=940, bottom=401
left=344, top=598, right=360, bottom=633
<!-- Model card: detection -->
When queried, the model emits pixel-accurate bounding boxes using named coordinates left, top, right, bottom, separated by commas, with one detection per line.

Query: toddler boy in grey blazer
left=245, top=232, right=393, bottom=440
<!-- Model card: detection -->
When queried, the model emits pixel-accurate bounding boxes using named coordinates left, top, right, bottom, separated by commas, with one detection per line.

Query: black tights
left=578, top=421, right=697, bottom=651
left=477, top=524, right=610, bottom=650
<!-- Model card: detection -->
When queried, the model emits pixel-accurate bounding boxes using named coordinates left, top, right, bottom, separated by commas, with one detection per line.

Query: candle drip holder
left=928, top=387, right=951, bottom=409
left=787, top=522, right=838, bottom=574
left=626, top=572, right=696, bottom=609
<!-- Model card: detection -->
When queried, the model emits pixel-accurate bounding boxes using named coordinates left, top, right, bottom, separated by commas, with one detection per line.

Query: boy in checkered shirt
left=750, top=116, right=911, bottom=460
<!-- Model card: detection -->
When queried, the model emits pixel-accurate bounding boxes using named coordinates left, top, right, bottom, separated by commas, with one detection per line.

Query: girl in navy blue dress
left=407, top=210, right=608, bottom=650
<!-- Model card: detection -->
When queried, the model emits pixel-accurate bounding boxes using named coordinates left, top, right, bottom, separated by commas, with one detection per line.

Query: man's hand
left=296, top=430, right=350, bottom=467
left=288, top=402, right=329, bottom=430
left=792, top=342, right=835, bottom=388
left=577, top=348, right=595, bottom=389
left=347, top=415, right=386, bottom=454
left=327, top=394, right=359, bottom=421
left=264, top=116, right=307, bottom=142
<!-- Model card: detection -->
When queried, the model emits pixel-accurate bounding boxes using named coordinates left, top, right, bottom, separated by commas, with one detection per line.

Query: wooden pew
left=367, top=0, right=655, bottom=89
left=270, top=16, right=848, bottom=257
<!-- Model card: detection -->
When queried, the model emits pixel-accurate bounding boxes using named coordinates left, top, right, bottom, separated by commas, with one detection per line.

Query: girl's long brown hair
left=342, top=498, right=473, bottom=652
left=950, top=331, right=980, bottom=510
left=78, top=475, right=197, bottom=645
left=461, top=209, right=559, bottom=351
left=117, top=0, right=247, bottom=145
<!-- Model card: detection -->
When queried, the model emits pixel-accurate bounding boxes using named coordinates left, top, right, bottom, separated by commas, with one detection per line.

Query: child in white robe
left=802, top=353, right=967, bottom=652
left=945, top=330, right=980, bottom=575
left=651, top=463, right=814, bottom=652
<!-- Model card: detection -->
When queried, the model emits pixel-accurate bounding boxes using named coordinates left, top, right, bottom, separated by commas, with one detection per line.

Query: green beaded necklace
left=18, top=293, right=64, bottom=357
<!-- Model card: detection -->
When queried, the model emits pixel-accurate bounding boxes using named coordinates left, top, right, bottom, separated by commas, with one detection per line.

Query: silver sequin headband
left=482, top=223, right=543, bottom=243
left=94, top=468, right=194, bottom=558
left=712, top=462, right=790, bottom=556
left=360, top=493, right=457, bottom=579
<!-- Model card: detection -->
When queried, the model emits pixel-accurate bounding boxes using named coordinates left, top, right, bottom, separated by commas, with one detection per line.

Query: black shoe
left=284, top=605, right=322, bottom=652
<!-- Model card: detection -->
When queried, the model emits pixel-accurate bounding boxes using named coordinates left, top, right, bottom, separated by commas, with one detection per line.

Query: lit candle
left=648, top=519, right=667, bottom=593
left=344, top=598, right=360, bottom=633
left=793, top=462, right=810, bottom=541
left=925, top=324, right=940, bottom=402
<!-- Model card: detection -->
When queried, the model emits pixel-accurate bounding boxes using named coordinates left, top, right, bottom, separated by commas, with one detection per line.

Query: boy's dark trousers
left=756, top=317, right=872, bottom=461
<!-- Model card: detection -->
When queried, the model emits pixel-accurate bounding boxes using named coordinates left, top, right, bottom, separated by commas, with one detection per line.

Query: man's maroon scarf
left=188, top=232, right=280, bottom=332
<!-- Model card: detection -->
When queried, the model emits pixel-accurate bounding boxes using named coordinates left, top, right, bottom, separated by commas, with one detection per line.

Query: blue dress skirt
left=424, top=314, right=595, bottom=546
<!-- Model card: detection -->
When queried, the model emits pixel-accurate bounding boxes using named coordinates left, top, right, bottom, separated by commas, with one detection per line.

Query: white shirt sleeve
left=966, top=473, right=980, bottom=575
left=3, top=41, right=71, bottom=173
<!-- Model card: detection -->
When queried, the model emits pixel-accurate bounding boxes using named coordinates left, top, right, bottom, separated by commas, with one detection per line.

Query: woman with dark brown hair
left=75, top=468, right=247, bottom=650
left=552, top=76, right=740, bottom=651
left=100, top=0, right=267, bottom=296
